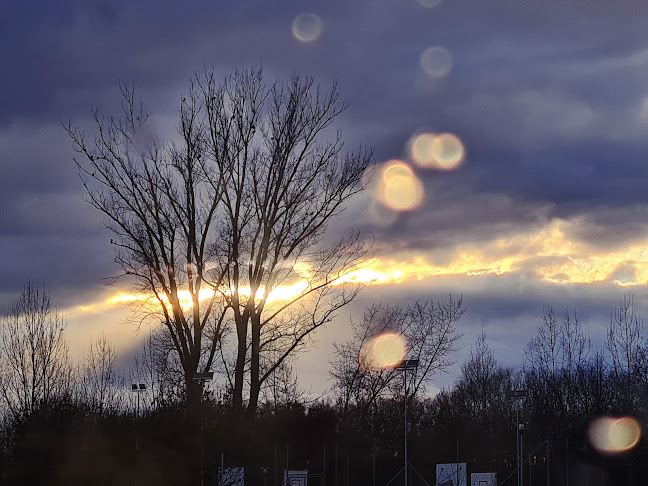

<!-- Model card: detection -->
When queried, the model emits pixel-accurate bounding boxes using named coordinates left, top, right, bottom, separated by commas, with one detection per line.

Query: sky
left=2, top=0, right=648, bottom=394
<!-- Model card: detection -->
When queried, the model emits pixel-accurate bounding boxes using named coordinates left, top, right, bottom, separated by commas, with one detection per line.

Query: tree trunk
left=247, top=313, right=262, bottom=417
left=233, top=320, right=247, bottom=412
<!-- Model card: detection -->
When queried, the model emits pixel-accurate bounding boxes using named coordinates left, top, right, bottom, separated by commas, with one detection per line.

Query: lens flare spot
left=588, top=416, right=641, bottom=455
left=420, top=46, right=452, bottom=79
left=292, top=13, right=323, bottom=43
left=411, top=132, right=465, bottom=170
left=379, top=160, right=424, bottom=211
left=362, top=332, right=407, bottom=370
left=418, top=0, right=442, bottom=7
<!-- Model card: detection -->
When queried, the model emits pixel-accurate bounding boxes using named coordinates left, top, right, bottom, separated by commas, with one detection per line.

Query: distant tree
left=260, top=359, right=308, bottom=412
left=79, top=333, right=123, bottom=415
left=0, top=283, right=72, bottom=420
left=605, top=295, right=648, bottom=412
left=457, top=329, right=513, bottom=425
left=330, top=296, right=464, bottom=419
left=524, top=306, right=591, bottom=441
left=330, top=303, right=407, bottom=419
left=606, top=295, right=646, bottom=377
left=65, top=66, right=372, bottom=415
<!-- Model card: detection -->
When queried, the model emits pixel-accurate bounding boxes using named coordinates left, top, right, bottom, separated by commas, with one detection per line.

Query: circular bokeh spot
left=379, top=160, right=424, bottom=211
left=588, top=416, right=642, bottom=455
left=362, top=332, right=407, bottom=370
left=292, top=13, right=323, bottom=43
left=420, top=46, right=453, bottom=79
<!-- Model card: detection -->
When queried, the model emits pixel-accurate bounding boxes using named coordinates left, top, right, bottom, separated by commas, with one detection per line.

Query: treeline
left=1, top=286, right=648, bottom=485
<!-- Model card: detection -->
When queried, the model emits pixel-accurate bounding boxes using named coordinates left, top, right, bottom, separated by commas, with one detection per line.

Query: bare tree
left=0, top=283, right=72, bottom=420
left=330, top=303, right=408, bottom=418
left=606, top=295, right=646, bottom=377
left=65, top=67, right=372, bottom=415
left=456, top=330, right=513, bottom=430
left=404, top=295, right=464, bottom=398
left=260, top=359, right=309, bottom=412
left=79, top=333, right=123, bottom=415
left=560, top=309, right=590, bottom=376
left=330, top=296, right=464, bottom=417
left=525, top=306, right=561, bottom=376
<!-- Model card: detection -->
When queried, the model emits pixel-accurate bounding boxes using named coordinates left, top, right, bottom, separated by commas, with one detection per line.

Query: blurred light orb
left=363, top=332, right=407, bottom=369
left=381, top=159, right=415, bottom=183
left=418, top=0, right=442, bottom=7
left=292, top=13, right=323, bottom=43
left=432, top=133, right=465, bottom=169
left=379, top=160, right=424, bottom=211
left=410, top=132, right=465, bottom=170
left=420, top=46, right=453, bottom=79
left=588, top=416, right=641, bottom=455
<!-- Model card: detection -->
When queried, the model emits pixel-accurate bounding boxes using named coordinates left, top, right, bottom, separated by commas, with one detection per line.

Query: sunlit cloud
left=70, top=216, right=648, bottom=318
left=420, top=46, right=452, bottom=79
left=409, top=132, right=465, bottom=170
left=292, top=13, right=323, bottom=43
left=588, top=416, right=641, bottom=455
left=339, top=217, right=648, bottom=287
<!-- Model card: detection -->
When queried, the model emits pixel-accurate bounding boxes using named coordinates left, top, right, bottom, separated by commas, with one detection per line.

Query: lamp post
left=131, top=383, right=147, bottom=418
left=507, top=389, right=528, bottom=486
left=131, top=383, right=146, bottom=452
left=394, top=359, right=419, bottom=486
left=193, top=372, right=214, bottom=486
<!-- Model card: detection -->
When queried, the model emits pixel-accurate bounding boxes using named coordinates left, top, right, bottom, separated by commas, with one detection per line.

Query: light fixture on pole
left=394, top=358, right=419, bottom=486
left=131, top=383, right=147, bottom=417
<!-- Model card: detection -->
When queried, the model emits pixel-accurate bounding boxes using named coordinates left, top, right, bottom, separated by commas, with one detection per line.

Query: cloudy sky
left=3, top=0, right=648, bottom=392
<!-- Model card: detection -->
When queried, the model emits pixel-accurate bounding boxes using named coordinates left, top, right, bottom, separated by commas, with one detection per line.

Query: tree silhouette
left=65, top=66, right=372, bottom=415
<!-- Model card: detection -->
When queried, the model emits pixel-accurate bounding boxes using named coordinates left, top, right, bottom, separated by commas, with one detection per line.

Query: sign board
left=436, top=463, right=467, bottom=486
left=471, top=472, right=496, bottom=486
left=284, top=470, right=308, bottom=486
left=220, top=466, right=244, bottom=486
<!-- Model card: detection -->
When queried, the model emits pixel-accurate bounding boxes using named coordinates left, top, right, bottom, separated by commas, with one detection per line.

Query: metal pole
left=274, top=443, right=278, bottom=486
left=565, top=437, right=568, bottom=486
left=456, top=440, right=460, bottom=486
left=346, top=450, right=349, bottom=486
left=324, top=443, right=326, bottom=486
left=221, top=451, right=224, bottom=486
left=404, top=366, right=408, bottom=486
left=335, top=442, right=338, bottom=486
left=546, top=440, right=550, bottom=486
left=516, top=407, right=520, bottom=486
left=521, top=428, right=524, bottom=486
left=372, top=439, right=376, bottom=486
left=201, top=415, right=204, bottom=486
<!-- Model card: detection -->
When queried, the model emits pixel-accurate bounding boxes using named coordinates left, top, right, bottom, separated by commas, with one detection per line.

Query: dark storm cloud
left=3, top=0, right=648, bottom=385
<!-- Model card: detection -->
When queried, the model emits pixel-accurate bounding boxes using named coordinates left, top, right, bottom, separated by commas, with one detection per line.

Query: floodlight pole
left=193, top=372, right=214, bottom=486
left=395, top=359, right=419, bottom=486
left=507, top=389, right=528, bottom=486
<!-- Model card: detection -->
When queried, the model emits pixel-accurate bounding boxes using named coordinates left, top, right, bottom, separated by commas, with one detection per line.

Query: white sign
left=436, top=463, right=467, bottom=486
left=471, top=472, right=496, bottom=486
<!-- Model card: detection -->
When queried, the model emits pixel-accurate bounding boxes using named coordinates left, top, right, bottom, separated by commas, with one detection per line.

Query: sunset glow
left=71, top=217, right=648, bottom=317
